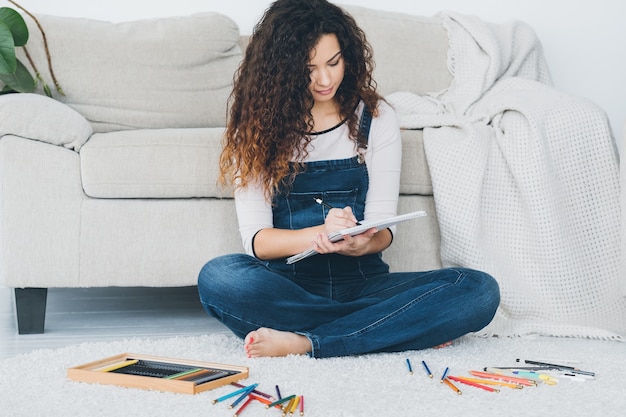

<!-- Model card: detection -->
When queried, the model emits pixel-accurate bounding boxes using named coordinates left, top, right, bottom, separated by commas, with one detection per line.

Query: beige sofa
left=622, top=122, right=626, bottom=296
left=0, top=6, right=449, bottom=334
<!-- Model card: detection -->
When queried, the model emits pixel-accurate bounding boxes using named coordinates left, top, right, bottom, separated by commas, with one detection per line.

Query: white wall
left=11, top=0, right=625, bottom=151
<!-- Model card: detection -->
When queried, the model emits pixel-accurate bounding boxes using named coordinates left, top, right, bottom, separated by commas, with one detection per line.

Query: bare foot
left=434, top=340, right=453, bottom=349
left=244, top=328, right=312, bottom=358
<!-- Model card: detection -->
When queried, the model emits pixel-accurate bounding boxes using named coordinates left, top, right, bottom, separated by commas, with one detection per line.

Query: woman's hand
left=313, top=226, right=378, bottom=257
left=312, top=206, right=379, bottom=257
left=322, top=206, right=359, bottom=234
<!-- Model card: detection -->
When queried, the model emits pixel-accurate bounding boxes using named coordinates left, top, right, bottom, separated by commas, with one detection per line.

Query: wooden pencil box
left=67, top=353, right=249, bottom=395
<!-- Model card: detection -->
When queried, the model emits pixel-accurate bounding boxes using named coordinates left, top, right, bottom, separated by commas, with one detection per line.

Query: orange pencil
left=250, top=394, right=282, bottom=410
left=443, top=377, right=462, bottom=395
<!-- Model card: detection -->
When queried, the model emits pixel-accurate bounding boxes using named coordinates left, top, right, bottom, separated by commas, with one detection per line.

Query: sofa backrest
left=344, top=6, right=451, bottom=97
left=20, top=13, right=242, bottom=133
left=19, top=7, right=450, bottom=133
left=239, top=7, right=452, bottom=97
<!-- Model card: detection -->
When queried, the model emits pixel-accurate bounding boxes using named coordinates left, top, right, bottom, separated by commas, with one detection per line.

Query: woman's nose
left=315, top=69, right=331, bottom=86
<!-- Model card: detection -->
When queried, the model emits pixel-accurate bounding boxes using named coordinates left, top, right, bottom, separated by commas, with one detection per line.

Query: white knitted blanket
left=387, top=12, right=625, bottom=339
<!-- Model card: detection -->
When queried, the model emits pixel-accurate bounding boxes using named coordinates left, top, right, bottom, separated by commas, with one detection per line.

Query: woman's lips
left=316, top=87, right=334, bottom=96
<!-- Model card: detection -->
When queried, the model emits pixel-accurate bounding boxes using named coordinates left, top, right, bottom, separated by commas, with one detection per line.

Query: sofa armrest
left=0, top=93, right=92, bottom=151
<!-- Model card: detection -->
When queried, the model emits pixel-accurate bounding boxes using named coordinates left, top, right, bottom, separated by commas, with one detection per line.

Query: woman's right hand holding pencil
left=312, top=207, right=378, bottom=257
left=322, top=205, right=360, bottom=234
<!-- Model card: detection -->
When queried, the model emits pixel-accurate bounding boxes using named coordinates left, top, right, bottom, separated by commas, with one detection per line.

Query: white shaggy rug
left=1, top=334, right=624, bottom=417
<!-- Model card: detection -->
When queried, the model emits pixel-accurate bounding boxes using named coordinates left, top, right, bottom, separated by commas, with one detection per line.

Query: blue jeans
left=198, top=253, right=500, bottom=358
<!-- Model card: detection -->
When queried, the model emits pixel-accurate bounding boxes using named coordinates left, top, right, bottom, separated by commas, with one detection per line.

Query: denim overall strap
left=359, top=105, right=372, bottom=142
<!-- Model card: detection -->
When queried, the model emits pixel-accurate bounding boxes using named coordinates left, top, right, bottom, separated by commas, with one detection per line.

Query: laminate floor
left=0, top=285, right=229, bottom=360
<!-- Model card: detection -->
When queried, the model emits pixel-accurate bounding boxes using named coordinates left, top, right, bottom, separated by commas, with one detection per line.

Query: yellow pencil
left=283, top=396, right=296, bottom=415
left=289, top=395, right=301, bottom=415
left=96, top=359, right=139, bottom=372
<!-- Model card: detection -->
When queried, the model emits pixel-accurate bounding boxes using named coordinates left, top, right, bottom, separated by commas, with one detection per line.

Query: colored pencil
left=212, top=383, right=259, bottom=404
left=265, top=394, right=296, bottom=409
left=249, top=394, right=282, bottom=410
left=96, top=359, right=139, bottom=372
left=406, top=358, right=413, bottom=374
left=448, top=376, right=499, bottom=393
left=231, top=382, right=274, bottom=399
left=469, top=370, right=536, bottom=386
left=421, top=360, right=433, bottom=378
left=440, top=367, right=449, bottom=382
left=483, top=368, right=540, bottom=386
left=517, top=359, right=595, bottom=377
left=289, top=396, right=301, bottom=415
left=450, top=376, right=522, bottom=389
left=164, top=367, right=204, bottom=380
left=443, top=377, right=462, bottom=395
left=233, top=396, right=254, bottom=417
left=284, top=396, right=297, bottom=414
left=229, top=385, right=256, bottom=409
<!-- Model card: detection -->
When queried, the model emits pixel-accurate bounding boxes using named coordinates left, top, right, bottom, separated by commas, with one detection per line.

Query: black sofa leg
left=14, top=288, right=48, bottom=334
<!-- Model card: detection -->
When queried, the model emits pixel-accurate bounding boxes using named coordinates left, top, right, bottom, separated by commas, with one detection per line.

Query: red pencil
left=469, top=370, right=536, bottom=386
left=233, top=396, right=254, bottom=417
left=448, top=376, right=499, bottom=393
left=299, top=395, right=304, bottom=415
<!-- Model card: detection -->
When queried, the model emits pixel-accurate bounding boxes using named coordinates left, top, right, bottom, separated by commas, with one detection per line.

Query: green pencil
left=164, top=367, right=204, bottom=380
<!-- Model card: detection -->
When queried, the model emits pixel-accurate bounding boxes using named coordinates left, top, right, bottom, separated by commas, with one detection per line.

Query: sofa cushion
left=0, top=93, right=92, bottom=151
left=80, top=128, right=432, bottom=199
left=21, top=13, right=242, bottom=133
left=400, top=129, right=432, bottom=195
left=80, top=128, right=231, bottom=198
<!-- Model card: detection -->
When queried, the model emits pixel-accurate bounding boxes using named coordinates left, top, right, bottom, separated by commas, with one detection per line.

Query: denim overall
left=197, top=107, right=500, bottom=358
left=267, top=108, right=390, bottom=297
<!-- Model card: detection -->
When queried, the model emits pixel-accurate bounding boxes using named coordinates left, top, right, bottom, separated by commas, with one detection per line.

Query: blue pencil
left=405, top=358, right=413, bottom=375
left=229, top=384, right=257, bottom=409
left=440, top=367, right=449, bottom=382
left=212, top=383, right=259, bottom=404
left=422, top=360, right=433, bottom=378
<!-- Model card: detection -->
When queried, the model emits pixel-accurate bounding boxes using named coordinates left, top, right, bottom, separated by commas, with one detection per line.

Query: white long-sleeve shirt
left=235, top=101, right=402, bottom=256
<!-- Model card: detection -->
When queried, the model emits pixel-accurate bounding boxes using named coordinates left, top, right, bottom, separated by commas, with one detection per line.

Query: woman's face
left=308, top=34, right=345, bottom=106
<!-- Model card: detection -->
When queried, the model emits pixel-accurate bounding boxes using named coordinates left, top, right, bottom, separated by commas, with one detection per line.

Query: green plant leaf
left=0, top=7, right=29, bottom=47
left=43, top=82, right=52, bottom=97
left=0, top=83, right=15, bottom=94
left=0, top=21, right=17, bottom=75
left=0, top=58, right=34, bottom=93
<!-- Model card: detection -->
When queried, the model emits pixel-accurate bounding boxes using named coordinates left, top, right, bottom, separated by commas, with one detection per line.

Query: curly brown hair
left=219, top=0, right=382, bottom=199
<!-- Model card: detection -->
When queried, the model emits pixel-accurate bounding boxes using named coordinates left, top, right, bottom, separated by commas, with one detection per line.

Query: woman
left=198, top=0, right=500, bottom=359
